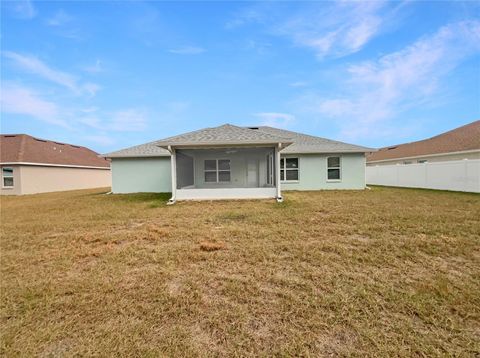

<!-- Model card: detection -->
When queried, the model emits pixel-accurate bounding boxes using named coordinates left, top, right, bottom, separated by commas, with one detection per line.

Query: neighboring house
left=366, top=120, right=480, bottom=166
left=366, top=120, right=480, bottom=193
left=1, top=134, right=111, bottom=195
left=103, top=124, right=373, bottom=202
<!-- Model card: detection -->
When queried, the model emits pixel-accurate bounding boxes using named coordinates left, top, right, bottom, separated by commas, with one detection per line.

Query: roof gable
left=1, top=134, right=110, bottom=168
left=367, top=120, right=480, bottom=162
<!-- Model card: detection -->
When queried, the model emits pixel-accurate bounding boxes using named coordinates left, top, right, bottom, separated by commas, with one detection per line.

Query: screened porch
left=172, top=147, right=280, bottom=200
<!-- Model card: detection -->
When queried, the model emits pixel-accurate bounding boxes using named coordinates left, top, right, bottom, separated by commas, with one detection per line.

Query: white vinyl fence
left=366, top=159, right=480, bottom=193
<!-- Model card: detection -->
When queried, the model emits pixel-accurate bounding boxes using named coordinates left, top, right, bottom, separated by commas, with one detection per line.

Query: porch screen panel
left=176, top=151, right=195, bottom=189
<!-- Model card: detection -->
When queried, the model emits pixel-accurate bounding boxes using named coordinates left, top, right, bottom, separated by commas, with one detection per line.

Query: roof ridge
left=154, top=123, right=291, bottom=146
left=376, top=120, right=480, bottom=151
left=18, top=134, right=28, bottom=162
left=1, top=133, right=109, bottom=167
left=428, top=119, right=480, bottom=140
left=367, top=120, right=479, bottom=161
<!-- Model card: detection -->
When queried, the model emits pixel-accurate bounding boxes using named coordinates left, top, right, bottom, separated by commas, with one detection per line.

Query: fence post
left=424, top=162, right=428, bottom=187
left=396, top=163, right=400, bottom=186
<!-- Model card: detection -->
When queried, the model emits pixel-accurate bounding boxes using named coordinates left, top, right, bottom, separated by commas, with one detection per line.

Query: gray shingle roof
left=103, top=123, right=373, bottom=158
left=256, top=126, right=374, bottom=154
left=154, top=124, right=291, bottom=147
left=103, top=140, right=170, bottom=158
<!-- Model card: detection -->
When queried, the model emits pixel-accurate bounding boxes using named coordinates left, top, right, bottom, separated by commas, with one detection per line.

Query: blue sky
left=1, top=0, right=479, bottom=153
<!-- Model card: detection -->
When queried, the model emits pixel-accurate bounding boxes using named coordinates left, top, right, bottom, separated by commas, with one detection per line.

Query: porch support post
left=275, top=143, right=283, bottom=202
left=167, top=146, right=177, bottom=205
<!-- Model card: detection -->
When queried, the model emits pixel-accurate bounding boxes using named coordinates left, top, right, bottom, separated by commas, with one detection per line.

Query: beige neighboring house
left=367, top=120, right=480, bottom=165
left=1, top=134, right=111, bottom=195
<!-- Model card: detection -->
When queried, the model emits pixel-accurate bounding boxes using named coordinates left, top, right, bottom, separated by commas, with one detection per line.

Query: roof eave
left=156, top=140, right=293, bottom=148
left=282, top=148, right=375, bottom=154
left=101, top=153, right=171, bottom=159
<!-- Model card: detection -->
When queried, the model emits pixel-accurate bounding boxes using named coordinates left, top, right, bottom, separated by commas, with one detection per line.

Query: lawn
left=1, top=187, right=479, bottom=356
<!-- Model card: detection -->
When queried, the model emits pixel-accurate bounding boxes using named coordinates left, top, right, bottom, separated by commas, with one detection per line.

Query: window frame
left=280, top=157, right=299, bottom=183
left=204, top=159, right=231, bottom=183
left=2, top=167, right=14, bottom=188
left=326, top=156, right=342, bottom=182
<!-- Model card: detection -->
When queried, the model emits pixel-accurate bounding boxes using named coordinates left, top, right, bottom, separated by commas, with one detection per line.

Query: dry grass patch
left=1, top=187, right=479, bottom=356
left=199, top=241, right=226, bottom=252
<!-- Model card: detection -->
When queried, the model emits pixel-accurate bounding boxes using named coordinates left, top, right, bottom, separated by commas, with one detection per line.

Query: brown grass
left=1, top=187, right=479, bottom=356
left=199, top=241, right=226, bottom=252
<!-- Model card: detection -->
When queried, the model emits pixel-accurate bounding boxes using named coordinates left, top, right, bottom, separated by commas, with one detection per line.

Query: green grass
left=1, top=187, right=479, bottom=356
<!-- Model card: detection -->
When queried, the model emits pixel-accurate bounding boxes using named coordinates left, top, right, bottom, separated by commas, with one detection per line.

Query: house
left=365, top=120, right=480, bottom=193
left=103, top=124, right=373, bottom=202
left=1, top=134, right=111, bottom=195
left=366, top=120, right=480, bottom=166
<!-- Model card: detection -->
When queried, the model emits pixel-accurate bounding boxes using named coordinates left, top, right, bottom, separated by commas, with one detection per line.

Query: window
left=2, top=167, right=14, bottom=187
left=204, top=159, right=231, bottom=183
left=417, top=160, right=428, bottom=163
left=403, top=161, right=412, bottom=165
left=327, top=157, right=341, bottom=181
left=280, top=158, right=299, bottom=182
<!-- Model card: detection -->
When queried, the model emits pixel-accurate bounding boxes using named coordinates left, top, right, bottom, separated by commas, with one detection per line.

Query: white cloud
left=83, top=135, right=115, bottom=146
left=81, top=107, right=98, bottom=114
left=83, top=59, right=103, bottom=74
left=289, top=81, right=308, bottom=88
left=0, top=83, right=67, bottom=127
left=3, top=51, right=101, bottom=96
left=276, top=1, right=389, bottom=59
left=168, top=46, right=206, bottom=55
left=83, top=83, right=101, bottom=97
left=109, top=109, right=147, bottom=131
left=293, top=21, right=480, bottom=140
left=80, top=109, right=148, bottom=132
left=225, top=7, right=265, bottom=29
left=253, top=112, right=295, bottom=128
left=46, top=9, right=72, bottom=26
left=227, top=2, right=402, bottom=59
left=3, top=51, right=78, bottom=91
left=6, top=0, right=36, bottom=19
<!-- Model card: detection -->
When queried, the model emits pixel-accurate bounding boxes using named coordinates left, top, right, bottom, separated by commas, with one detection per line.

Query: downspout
left=167, top=145, right=177, bottom=205
left=276, top=143, right=283, bottom=202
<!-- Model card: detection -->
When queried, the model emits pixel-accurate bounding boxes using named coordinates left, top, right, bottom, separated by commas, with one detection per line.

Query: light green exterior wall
left=111, top=157, right=171, bottom=193
left=281, top=153, right=366, bottom=190
left=111, top=153, right=366, bottom=193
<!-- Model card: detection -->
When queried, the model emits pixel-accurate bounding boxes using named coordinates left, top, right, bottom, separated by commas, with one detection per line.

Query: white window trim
left=280, top=157, right=299, bottom=183
left=326, top=156, right=342, bottom=182
left=204, top=159, right=231, bottom=183
left=2, top=167, right=14, bottom=188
